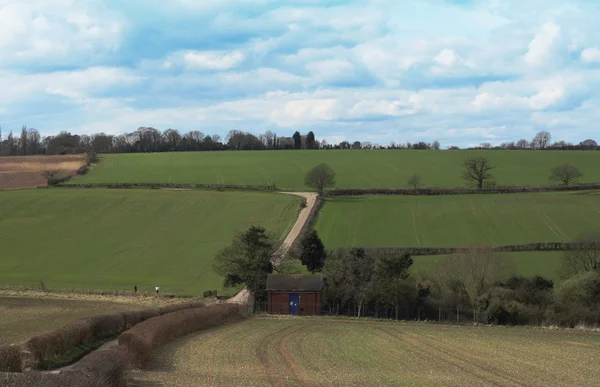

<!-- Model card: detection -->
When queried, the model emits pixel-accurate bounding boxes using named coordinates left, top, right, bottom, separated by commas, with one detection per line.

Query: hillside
left=68, top=150, right=600, bottom=191
left=0, top=189, right=300, bottom=295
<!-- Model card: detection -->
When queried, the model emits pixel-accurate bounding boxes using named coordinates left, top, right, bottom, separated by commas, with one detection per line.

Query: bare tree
left=516, top=139, right=530, bottom=149
left=305, top=163, right=336, bottom=196
left=407, top=175, right=423, bottom=189
left=480, top=142, right=492, bottom=149
left=549, top=164, right=583, bottom=186
left=461, top=156, right=495, bottom=190
left=432, top=248, right=511, bottom=310
left=562, top=233, right=600, bottom=277
left=432, top=140, right=440, bottom=150
left=532, top=131, right=552, bottom=150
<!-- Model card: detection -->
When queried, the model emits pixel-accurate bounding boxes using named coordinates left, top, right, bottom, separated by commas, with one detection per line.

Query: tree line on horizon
left=0, top=126, right=598, bottom=156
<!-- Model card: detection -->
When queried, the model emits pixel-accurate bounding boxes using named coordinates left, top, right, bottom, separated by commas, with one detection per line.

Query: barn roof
left=266, top=274, right=324, bottom=292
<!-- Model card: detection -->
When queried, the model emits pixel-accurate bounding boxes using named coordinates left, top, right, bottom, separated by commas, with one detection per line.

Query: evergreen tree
left=300, top=230, right=327, bottom=273
left=293, top=131, right=302, bottom=150
left=20, top=126, right=28, bottom=155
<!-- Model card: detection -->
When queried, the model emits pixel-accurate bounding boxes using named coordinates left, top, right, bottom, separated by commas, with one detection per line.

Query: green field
left=70, top=150, right=600, bottom=191
left=316, top=192, right=600, bottom=248
left=0, top=189, right=300, bottom=295
left=411, top=252, right=564, bottom=282
left=0, top=297, right=144, bottom=345
left=130, top=317, right=600, bottom=386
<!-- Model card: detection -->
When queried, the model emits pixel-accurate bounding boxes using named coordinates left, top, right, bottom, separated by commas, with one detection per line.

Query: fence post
left=438, top=307, right=441, bottom=322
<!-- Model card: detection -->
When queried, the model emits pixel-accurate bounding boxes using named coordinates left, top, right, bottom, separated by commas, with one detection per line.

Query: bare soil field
left=0, top=155, right=85, bottom=190
left=129, top=317, right=600, bottom=387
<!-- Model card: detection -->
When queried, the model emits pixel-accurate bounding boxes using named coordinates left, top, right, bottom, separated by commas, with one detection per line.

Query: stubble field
left=0, top=188, right=299, bottom=295
left=68, top=150, right=600, bottom=191
left=0, top=155, right=85, bottom=190
left=0, top=296, right=144, bottom=346
left=130, top=317, right=600, bottom=387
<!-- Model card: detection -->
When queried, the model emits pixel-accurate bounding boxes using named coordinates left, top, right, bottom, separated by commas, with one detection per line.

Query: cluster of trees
left=459, top=156, right=584, bottom=189
left=214, top=222, right=600, bottom=326
left=474, top=131, right=599, bottom=151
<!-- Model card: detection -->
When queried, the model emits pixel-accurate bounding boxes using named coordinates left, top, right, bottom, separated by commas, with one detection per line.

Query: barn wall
left=268, top=291, right=323, bottom=316
left=268, top=292, right=290, bottom=315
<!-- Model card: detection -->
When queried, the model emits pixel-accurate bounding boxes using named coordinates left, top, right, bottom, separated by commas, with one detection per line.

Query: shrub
left=158, top=301, right=205, bottom=315
left=76, top=165, right=89, bottom=175
left=119, top=304, right=243, bottom=367
left=0, top=346, right=22, bottom=373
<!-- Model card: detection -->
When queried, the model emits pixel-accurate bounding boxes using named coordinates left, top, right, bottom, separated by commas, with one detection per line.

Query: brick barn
left=266, top=274, right=324, bottom=316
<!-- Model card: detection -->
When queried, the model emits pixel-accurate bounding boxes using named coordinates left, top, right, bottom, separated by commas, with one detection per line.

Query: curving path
left=227, top=192, right=318, bottom=305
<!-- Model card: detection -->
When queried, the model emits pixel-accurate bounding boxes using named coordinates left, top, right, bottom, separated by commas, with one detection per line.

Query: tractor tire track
left=256, top=325, right=299, bottom=387
left=275, top=325, right=311, bottom=387
left=376, top=326, right=521, bottom=387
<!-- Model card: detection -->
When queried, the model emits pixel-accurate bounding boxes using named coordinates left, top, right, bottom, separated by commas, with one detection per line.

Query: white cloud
left=524, top=21, right=561, bottom=67
left=581, top=48, right=600, bottom=64
left=435, top=49, right=459, bottom=67
left=183, top=50, right=246, bottom=70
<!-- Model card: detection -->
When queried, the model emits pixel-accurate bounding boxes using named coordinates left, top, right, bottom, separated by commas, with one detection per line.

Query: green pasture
left=0, top=189, right=300, bottom=295
left=411, top=252, right=564, bottom=282
left=69, top=150, right=600, bottom=191
left=316, top=191, right=600, bottom=248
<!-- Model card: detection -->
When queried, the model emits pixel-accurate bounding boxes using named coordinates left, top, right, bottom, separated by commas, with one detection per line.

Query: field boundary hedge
left=118, top=303, right=244, bottom=367
left=55, top=182, right=277, bottom=191
left=326, top=183, right=600, bottom=197
left=340, top=242, right=580, bottom=256
left=290, top=196, right=324, bottom=254
left=0, top=301, right=205, bottom=373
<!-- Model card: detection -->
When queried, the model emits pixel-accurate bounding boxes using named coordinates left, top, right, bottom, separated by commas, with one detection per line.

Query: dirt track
left=227, top=192, right=318, bottom=305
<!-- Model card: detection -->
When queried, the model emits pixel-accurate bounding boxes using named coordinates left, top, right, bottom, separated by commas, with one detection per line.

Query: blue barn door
left=289, top=294, right=299, bottom=315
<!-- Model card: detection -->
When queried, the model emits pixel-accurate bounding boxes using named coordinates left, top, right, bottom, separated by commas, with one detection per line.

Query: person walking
left=155, top=286, right=160, bottom=295
left=134, top=285, right=137, bottom=293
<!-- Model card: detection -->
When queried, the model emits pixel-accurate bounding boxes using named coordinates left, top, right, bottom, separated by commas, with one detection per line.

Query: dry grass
left=0, top=155, right=85, bottom=190
left=130, top=316, right=600, bottom=387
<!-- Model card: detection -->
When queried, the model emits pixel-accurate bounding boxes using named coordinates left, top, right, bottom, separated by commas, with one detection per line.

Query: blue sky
left=1, top=0, right=600, bottom=147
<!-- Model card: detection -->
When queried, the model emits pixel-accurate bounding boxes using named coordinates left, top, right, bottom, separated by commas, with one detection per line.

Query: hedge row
left=0, top=346, right=21, bottom=373
left=1, top=302, right=204, bottom=372
left=119, top=303, right=244, bottom=367
left=290, top=196, right=324, bottom=255
left=326, top=183, right=600, bottom=197
left=0, top=346, right=126, bottom=387
left=56, top=182, right=277, bottom=191
left=346, top=242, right=579, bottom=257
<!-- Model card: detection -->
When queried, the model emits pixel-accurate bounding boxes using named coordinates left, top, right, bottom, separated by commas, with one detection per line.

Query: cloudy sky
left=1, top=0, right=599, bottom=147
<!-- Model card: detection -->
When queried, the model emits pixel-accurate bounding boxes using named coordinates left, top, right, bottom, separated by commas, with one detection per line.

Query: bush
left=119, top=304, right=243, bottom=367
left=76, top=165, right=89, bottom=175
left=0, top=346, right=21, bottom=373
left=158, top=301, right=205, bottom=315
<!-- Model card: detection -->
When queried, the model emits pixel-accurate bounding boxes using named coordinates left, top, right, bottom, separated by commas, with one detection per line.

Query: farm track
left=227, top=192, right=318, bottom=306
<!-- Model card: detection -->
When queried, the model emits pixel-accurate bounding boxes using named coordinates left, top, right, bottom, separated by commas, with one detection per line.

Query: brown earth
left=0, top=155, right=86, bottom=190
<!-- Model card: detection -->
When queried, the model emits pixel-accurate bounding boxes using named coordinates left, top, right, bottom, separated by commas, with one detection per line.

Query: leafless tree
left=432, top=248, right=511, bottom=308
left=532, top=131, right=552, bottom=149
left=549, top=164, right=583, bottom=186
left=480, top=142, right=492, bottom=149
left=305, top=163, right=336, bottom=196
left=562, top=233, right=600, bottom=277
left=461, top=156, right=495, bottom=190
left=549, top=164, right=583, bottom=185
left=432, top=140, right=440, bottom=150
left=407, top=175, right=423, bottom=189
left=516, top=139, right=530, bottom=149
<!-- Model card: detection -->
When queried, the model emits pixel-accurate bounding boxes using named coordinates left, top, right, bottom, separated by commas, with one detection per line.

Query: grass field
left=0, top=297, right=143, bottom=346
left=316, top=192, right=600, bottom=248
left=0, top=189, right=300, bottom=295
left=130, top=317, right=600, bottom=387
left=411, top=252, right=564, bottom=282
left=69, top=150, right=600, bottom=191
